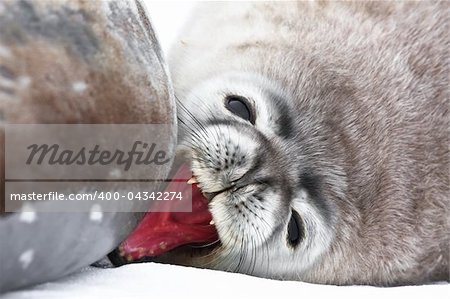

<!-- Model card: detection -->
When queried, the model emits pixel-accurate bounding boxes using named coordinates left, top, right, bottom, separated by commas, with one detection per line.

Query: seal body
left=166, top=1, right=449, bottom=285
left=0, top=0, right=176, bottom=292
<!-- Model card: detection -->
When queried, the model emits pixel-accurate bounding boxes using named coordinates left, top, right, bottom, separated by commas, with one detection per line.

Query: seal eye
left=287, top=210, right=303, bottom=247
left=225, top=95, right=254, bottom=124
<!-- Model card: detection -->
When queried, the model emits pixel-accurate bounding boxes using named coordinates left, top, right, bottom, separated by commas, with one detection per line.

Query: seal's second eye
left=287, top=210, right=303, bottom=247
left=225, top=95, right=254, bottom=124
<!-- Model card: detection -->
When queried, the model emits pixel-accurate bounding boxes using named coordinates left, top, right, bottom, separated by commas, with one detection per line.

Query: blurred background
left=144, top=1, right=197, bottom=57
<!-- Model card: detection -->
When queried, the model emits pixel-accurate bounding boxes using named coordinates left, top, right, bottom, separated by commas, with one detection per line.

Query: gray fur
left=168, top=1, right=449, bottom=286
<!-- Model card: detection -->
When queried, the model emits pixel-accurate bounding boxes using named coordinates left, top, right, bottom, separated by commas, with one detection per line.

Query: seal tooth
left=187, top=176, right=198, bottom=184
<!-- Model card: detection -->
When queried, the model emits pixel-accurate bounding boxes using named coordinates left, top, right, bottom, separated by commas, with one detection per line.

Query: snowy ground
left=2, top=2, right=448, bottom=298
left=3, top=263, right=449, bottom=299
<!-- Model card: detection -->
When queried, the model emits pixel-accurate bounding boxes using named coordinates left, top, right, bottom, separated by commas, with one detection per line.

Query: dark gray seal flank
left=0, top=0, right=99, bottom=60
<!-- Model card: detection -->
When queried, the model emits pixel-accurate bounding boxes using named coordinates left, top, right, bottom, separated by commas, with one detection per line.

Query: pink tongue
left=119, top=165, right=218, bottom=261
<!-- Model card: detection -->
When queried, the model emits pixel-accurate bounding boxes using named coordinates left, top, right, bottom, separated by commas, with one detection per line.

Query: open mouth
left=118, top=164, right=219, bottom=261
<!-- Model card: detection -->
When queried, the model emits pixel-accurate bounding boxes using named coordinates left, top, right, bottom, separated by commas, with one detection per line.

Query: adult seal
left=0, top=0, right=176, bottom=293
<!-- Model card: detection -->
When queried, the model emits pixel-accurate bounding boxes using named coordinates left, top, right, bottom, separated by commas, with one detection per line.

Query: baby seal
left=123, top=1, right=449, bottom=286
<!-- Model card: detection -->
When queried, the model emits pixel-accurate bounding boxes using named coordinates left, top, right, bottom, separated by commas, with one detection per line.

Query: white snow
left=2, top=263, right=448, bottom=299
